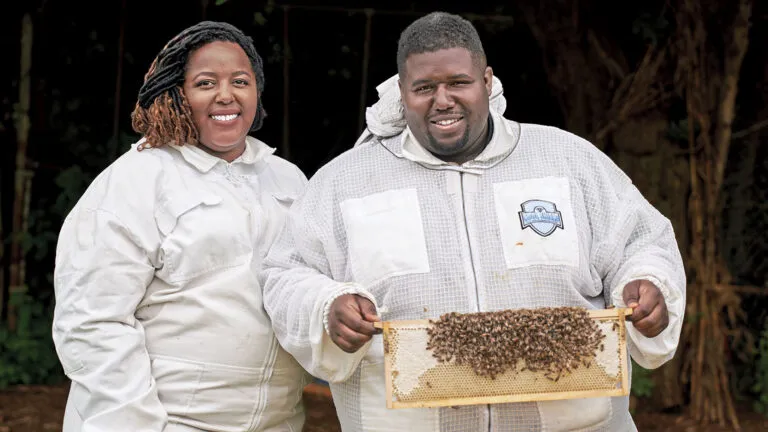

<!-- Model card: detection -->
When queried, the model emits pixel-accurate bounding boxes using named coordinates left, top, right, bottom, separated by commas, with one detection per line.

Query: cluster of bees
left=426, top=307, right=606, bottom=381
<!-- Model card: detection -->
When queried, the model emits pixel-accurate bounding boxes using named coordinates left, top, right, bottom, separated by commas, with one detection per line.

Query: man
left=262, top=11, right=685, bottom=431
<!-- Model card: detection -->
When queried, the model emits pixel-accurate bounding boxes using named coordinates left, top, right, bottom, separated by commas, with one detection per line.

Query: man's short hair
left=396, top=12, right=486, bottom=77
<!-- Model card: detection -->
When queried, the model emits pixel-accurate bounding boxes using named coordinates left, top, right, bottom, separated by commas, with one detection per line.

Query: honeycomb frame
left=376, top=308, right=632, bottom=409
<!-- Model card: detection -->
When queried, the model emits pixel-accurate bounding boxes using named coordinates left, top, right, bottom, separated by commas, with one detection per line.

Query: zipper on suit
left=459, top=172, right=481, bottom=312
left=248, top=335, right=279, bottom=431
left=459, top=172, right=492, bottom=431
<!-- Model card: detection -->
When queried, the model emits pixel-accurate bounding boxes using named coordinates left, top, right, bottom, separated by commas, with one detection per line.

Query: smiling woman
left=131, top=21, right=267, bottom=161
left=52, top=21, right=310, bottom=432
left=182, top=41, right=259, bottom=160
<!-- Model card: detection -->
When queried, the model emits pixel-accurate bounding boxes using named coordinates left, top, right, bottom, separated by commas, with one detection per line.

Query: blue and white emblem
left=518, top=200, right=564, bottom=237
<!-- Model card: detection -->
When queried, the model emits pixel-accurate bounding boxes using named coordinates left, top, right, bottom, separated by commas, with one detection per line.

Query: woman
left=52, top=21, right=310, bottom=432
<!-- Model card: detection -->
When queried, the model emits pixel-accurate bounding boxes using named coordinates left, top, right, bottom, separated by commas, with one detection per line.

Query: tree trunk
left=8, top=13, right=34, bottom=331
left=281, top=6, right=291, bottom=160
left=109, top=0, right=127, bottom=161
left=675, top=0, right=753, bottom=429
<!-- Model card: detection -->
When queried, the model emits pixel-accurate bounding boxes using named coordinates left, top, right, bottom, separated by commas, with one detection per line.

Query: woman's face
left=183, top=41, right=258, bottom=161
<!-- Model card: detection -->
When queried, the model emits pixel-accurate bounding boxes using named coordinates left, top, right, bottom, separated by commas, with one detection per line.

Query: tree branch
left=712, top=0, right=753, bottom=196
left=732, top=117, right=768, bottom=139
left=587, top=30, right=627, bottom=80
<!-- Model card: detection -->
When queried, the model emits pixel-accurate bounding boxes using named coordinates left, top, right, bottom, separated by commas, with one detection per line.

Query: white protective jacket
left=53, top=136, right=311, bottom=432
left=262, top=77, right=686, bottom=432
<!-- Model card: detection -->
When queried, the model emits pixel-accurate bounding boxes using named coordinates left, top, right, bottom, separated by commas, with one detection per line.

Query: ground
left=1, top=382, right=767, bottom=431
left=0, top=383, right=341, bottom=432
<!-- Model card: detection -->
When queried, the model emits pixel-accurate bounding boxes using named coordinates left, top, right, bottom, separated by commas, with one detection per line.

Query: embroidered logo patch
left=518, top=200, right=564, bottom=237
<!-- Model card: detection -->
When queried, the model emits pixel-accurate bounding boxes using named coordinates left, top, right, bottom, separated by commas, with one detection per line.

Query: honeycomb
left=380, top=308, right=631, bottom=409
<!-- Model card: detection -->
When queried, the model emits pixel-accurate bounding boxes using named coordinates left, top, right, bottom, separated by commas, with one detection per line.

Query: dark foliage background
left=1, top=0, right=766, bottom=427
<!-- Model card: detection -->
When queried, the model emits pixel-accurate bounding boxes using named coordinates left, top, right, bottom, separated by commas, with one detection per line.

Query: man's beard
left=427, top=124, right=471, bottom=157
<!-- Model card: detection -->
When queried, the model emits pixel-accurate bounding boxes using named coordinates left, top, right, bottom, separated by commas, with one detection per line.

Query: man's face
left=183, top=41, right=258, bottom=161
left=399, top=47, right=493, bottom=164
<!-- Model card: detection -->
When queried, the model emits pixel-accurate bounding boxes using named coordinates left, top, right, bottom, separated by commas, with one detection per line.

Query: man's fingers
left=623, top=280, right=641, bottom=307
left=625, top=280, right=662, bottom=322
left=328, top=294, right=381, bottom=352
left=328, top=322, right=363, bottom=353
left=629, top=297, right=655, bottom=322
left=332, top=323, right=373, bottom=352
left=328, top=295, right=376, bottom=352
left=632, top=305, right=660, bottom=331
left=357, top=297, right=380, bottom=320
left=622, top=280, right=670, bottom=338
left=632, top=304, right=668, bottom=337
left=355, top=296, right=382, bottom=333
left=337, top=309, right=378, bottom=336
left=361, top=310, right=381, bottom=323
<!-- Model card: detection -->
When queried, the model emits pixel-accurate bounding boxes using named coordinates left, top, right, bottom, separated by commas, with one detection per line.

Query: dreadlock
left=396, top=12, right=486, bottom=77
left=131, top=21, right=266, bottom=148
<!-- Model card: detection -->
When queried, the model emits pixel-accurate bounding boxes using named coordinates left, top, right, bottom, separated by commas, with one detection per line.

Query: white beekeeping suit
left=262, top=76, right=686, bottom=432
left=53, top=137, right=311, bottom=432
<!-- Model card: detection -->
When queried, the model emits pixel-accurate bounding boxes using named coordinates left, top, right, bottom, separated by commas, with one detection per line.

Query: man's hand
left=328, top=294, right=381, bottom=353
left=623, top=279, right=669, bottom=338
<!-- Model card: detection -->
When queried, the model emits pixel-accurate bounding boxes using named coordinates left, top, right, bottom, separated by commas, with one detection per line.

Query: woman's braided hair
left=131, top=21, right=266, bottom=147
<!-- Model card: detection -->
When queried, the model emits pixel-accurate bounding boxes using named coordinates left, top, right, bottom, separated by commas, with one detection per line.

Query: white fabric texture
left=262, top=82, right=685, bottom=431
left=53, top=136, right=311, bottom=432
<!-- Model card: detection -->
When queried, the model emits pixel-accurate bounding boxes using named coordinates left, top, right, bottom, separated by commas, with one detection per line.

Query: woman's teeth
left=211, top=114, right=238, bottom=121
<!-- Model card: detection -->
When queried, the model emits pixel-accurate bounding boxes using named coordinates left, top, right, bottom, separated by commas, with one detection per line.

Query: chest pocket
left=155, top=191, right=251, bottom=283
left=269, top=192, right=296, bottom=219
left=256, top=192, right=296, bottom=258
left=493, top=177, right=579, bottom=269
left=340, top=188, right=430, bottom=286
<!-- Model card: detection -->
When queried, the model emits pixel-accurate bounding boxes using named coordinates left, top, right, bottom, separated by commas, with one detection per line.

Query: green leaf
left=254, top=12, right=267, bottom=26
left=631, top=360, right=655, bottom=398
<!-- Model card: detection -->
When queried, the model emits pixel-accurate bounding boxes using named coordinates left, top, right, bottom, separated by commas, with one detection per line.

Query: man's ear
left=484, top=66, right=493, bottom=96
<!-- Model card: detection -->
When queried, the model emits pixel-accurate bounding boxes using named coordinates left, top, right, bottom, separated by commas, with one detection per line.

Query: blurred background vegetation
left=1, top=0, right=767, bottom=429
